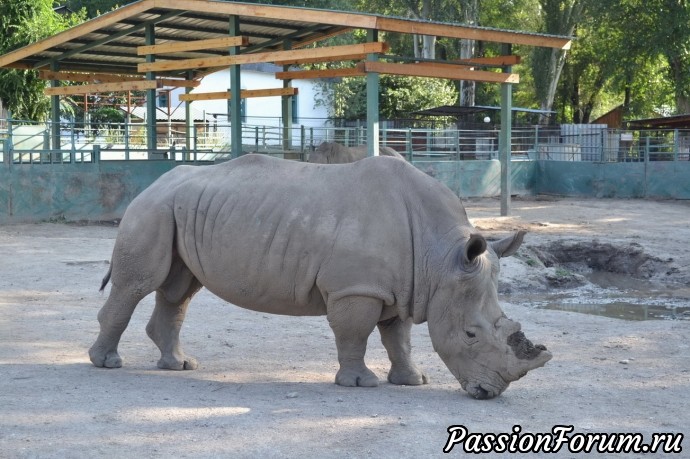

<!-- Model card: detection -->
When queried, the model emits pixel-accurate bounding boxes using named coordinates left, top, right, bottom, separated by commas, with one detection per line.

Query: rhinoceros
left=89, top=154, right=551, bottom=399
left=309, top=141, right=404, bottom=163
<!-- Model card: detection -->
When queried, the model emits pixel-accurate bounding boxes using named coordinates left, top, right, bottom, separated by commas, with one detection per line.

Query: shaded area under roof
left=411, top=105, right=555, bottom=117
left=626, top=114, right=690, bottom=130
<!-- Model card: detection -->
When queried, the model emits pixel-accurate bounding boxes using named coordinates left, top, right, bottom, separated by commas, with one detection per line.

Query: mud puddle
left=515, top=289, right=690, bottom=321
left=508, top=241, right=690, bottom=321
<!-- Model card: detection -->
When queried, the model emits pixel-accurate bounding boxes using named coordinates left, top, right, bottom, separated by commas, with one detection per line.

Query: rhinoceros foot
left=335, top=365, right=379, bottom=387
left=388, top=365, right=429, bottom=386
left=89, top=345, right=122, bottom=368
left=157, top=354, right=199, bottom=371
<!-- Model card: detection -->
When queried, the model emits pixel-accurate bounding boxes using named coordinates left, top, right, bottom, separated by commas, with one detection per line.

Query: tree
left=317, top=73, right=457, bottom=120
left=530, top=0, right=585, bottom=123
left=0, top=0, right=84, bottom=120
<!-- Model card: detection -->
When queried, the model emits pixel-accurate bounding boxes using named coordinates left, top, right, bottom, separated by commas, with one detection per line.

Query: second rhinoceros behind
left=89, top=154, right=551, bottom=399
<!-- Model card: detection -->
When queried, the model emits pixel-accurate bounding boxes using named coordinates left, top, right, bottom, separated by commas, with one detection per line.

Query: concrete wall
left=1, top=158, right=688, bottom=224
left=537, top=160, right=690, bottom=199
left=0, top=161, right=182, bottom=223
left=414, top=160, right=535, bottom=197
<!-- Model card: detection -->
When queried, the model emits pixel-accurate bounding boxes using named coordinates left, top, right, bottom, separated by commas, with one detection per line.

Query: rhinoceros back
left=128, top=154, right=468, bottom=318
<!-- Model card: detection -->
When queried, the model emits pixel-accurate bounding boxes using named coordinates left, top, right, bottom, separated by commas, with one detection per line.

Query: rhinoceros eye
left=465, top=330, right=476, bottom=338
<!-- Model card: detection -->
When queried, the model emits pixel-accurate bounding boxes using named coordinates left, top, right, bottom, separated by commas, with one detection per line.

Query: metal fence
left=2, top=117, right=690, bottom=165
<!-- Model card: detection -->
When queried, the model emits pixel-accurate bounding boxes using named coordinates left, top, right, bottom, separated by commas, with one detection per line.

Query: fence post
left=673, top=129, right=679, bottom=161
left=93, top=144, right=101, bottom=164
left=300, top=125, right=305, bottom=158
left=406, top=129, right=412, bottom=162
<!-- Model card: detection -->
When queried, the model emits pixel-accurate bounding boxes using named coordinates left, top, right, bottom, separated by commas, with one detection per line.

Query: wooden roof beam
left=456, top=55, right=521, bottom=67
left=179, top=87, right=298, bottom=102
left=363, top=61, right=520, bottom=83
left=44, top=79, right=161, bottom=96
left=375, top=17, right=571, bottom=50
left=137, top=36, right=249, bottom=55
left=38, top=70, right=201, bottom=88
left=138, top=42, right=389, bottom=73
left=275, top=66, right=366, bottom=80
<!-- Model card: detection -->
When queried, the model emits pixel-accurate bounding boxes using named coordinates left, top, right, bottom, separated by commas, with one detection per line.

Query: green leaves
left=0, top=0, right=86, bottom=121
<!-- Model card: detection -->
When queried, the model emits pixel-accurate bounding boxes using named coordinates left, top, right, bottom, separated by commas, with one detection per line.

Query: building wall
left=169, top=66, right=329, bottom=128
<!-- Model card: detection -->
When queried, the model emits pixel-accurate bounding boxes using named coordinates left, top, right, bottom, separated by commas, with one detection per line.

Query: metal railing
left=3, top=118, right=690, bottom=165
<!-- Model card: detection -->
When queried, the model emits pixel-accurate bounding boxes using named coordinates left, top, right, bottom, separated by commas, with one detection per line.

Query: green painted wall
left=0, top=161, right=182, bottom=223
left=413, top=160, right=535, bottom=197
left=537, top=161, right=690, bottom=199
left=1, top=158, right=688, bottom=224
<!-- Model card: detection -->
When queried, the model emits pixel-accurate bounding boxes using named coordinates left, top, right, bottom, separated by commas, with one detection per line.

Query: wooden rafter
left=137, top=36, right=249, bottom=55
left=179, top=87, right=298, bottom=102
left=38, top=70, right=200, bottom=88
left=455, top=55, right=521, bottom=66
left=363, top=61, right=520, bottom=83
left=138, top=42, right=389, bottom=73
left=375, top=17, right=571, bottom=50
left=44, top=80, right=161, bottom=96
left=275, top=66, right=367, bottom=80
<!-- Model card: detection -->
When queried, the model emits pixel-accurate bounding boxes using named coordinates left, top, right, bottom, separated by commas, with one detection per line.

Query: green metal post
left=229, top=15, right=242, bottom=159
left=145, top=24, right=157, bottom=157
left=50, top=62, right=61, bottom=158
left=499, top=44, right=513, bottom=216
left=366, top=29, right=380, bottom=157
left=185, top=70, right=194, bottom=158
left=282, top=39, right=293, bottom=152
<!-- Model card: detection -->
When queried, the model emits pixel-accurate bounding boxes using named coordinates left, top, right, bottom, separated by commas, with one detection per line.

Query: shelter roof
left=0, top=0, right=572, bottom=83
left=626, top=114, right=690, bottom=130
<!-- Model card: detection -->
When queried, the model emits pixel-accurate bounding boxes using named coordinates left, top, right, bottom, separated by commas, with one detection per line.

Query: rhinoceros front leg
left=146, top=258, right=202, bottom=370
left=378, top=317, right=428, bottom=385
left=327, top=296, right=382, bottom=387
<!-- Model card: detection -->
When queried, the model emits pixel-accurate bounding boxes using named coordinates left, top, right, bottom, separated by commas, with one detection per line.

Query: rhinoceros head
left=427, top=230, right=552, bottom=399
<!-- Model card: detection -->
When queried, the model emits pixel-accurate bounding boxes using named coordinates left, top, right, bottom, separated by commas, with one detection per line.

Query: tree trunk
left=459, top=0, right=478, bottom=107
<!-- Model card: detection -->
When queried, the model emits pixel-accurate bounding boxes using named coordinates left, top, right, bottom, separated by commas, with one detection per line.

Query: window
left=157, top=92, right=168, bottom=108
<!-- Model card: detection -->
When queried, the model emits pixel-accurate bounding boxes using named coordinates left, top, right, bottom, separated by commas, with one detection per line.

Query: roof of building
left=0, top=0, right=572, bottom=83
left=626, top=114, right=690, bottom=130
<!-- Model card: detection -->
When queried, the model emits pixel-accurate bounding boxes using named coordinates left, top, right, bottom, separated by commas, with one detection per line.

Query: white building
left=162, top=63, right=330, bottom=130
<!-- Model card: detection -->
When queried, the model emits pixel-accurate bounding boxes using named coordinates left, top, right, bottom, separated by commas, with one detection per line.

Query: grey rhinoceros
left=309, top=141, right=404, bottom=163
left=89, top=154, right=551, bottom=399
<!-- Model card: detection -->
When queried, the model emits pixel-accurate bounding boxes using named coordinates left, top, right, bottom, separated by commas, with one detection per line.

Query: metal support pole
left=50, top=62, right=61, bottom=157
left=145, top=24, right=157, bottom=158
left=229, top=15, right=243, bottom=159
left=499, top=44, right=513, bottom=216
left=282, top=39, right=293, bottom=152
left=185, top=70, right=194, bottom=159
left=366, top=29, right=380, bottom=157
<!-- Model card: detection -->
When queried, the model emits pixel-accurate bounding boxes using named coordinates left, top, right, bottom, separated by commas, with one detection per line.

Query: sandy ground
left=1, top=197, right=688, bottom=458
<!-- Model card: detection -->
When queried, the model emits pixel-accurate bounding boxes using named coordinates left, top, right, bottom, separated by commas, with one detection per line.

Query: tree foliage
left=0, top=0, right=84, bottom=120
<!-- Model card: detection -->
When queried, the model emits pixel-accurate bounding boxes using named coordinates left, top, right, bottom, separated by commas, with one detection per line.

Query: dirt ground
left=1, top=197, right=688, bottom=458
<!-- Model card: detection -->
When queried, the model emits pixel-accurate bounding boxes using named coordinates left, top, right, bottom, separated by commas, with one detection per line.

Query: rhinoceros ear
left=463, top=233, right=487, bottom=265
left=491, top=230, right=526, bottom=258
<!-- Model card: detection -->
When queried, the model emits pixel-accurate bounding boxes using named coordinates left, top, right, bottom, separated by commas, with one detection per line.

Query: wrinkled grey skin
left=309, top=141, right=404, bottom=164
left=89, top=154, right=551, bottom=399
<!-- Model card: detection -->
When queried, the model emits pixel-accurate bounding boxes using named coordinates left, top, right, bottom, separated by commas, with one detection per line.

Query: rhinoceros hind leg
left=89, top=287, right=148, bottom=368
left=146, top=257, right=203, bottom=371
left=327, top=296, right=381, bottom=387
left=378, top=317, right=428, bottom=386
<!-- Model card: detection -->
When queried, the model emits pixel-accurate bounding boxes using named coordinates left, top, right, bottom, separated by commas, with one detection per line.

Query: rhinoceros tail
left=99, top=265, right=112, bottom=292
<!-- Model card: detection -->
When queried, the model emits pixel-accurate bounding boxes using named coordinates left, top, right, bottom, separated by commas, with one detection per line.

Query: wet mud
left=506, top=240, right=690, bottom=321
